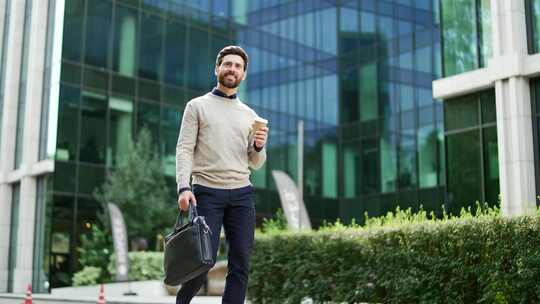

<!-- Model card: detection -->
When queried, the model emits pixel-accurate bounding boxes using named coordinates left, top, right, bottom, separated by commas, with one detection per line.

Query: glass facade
left=33, top=177, right=51, bottom=293
left=527, top=0, right=540, bottom=53
left=444, top=90, right=498, bottom=213
left=42, top=0, right=448, bottom=287
left=440, top=0, right=491, bottom=76
left=531, top=78, right=540, bottom=197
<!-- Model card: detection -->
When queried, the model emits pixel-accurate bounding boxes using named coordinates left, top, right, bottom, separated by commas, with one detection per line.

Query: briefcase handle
left=174, top=200, right=198, bottom=231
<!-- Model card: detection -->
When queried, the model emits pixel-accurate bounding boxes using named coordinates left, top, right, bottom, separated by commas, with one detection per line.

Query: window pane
left=479, top=0, right=492, bottom=65
left=138, top=12, right=164, bottom=81
left=164, top=20, right=187, bottom=86
left=361, top=138, right=378, bottom=193
left=113, top=4, right=137, bottom=77
left=399, top=129, right=417, bottom=188
left=322, top=142, right=337, bottom=198
left=79, top=92, right=107, bottom=164
left=56, top=85, right=80, bottom=161
left=85, top=0, right=112, bottom=68
left=360, top=62, right=378, bottom=122
left=49, top=195, right=74, bottom=288
left=343, top=142, right=360, bottom=198
left=109, top=96, right=133, bottom=166
left=483, top=126, right=499, bottom=205
left=444, top=95, right=478, bottom=131
left=530, top=0, right=540, bottom=53
left=418, top=125, right=437, bottom=188
left=441, top=0, right=478, bottom=76
left=54, top=161, right=76, bottom=193
left=340, top=69, right=359, bottom=123
left=380, top=132, right=397, bottom=192
left=446, top=130, right=482, bottom=213
left=77, top=163, right=105, bottom=195
left=161, top=106, right=180, bottom=176
left=187, top=27, right=211, bottom=91
left=481, top=90, right=496, bottom=123
left=62, top=0, right=84, bottom=61
left=137, top=101, right=160, bottom=143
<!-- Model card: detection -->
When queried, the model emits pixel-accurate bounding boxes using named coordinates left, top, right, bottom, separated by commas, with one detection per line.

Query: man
left=175, top=46, right=268, bottom=304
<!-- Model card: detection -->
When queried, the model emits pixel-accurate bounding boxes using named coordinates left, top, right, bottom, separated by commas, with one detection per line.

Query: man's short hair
left=216, top=46, right=249, bottom=71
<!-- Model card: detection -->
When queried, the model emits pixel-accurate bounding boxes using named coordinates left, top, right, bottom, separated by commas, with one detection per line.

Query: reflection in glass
left=380, top=133, right=397, bottom=193
left=137, top=101, right=160, bottom=144
left=343, top=143, right=359, bottom=198
left=139, top=12, right=164, bottom=81
left=322, top=142, right=337, bottom=198
left=113, top=4, right=137, bottom=77
left=399, top=129, right=417, bottom=188
left=49, top=195, right=74, bottom=287
left=108, top=97, right=133, bottom=166
left=418, top=125, right=437, bottom=188
left=530, top=0, right=540, bottom=53
left=444, top=95, right=478, bottom=131
left=479, top=0, right=492, bottom=66
left=187, top=27, right=211, bottom=91
left=446, top=130, right=481, bottom=212
left=164, top=20, right=187, bottom=86
left=62, top=0, right=84, bottom=62
left=85, top=0, right=112, bottom=68
left=161, top=106, right=180, bottom=176
left=79, top=91, right=107, bottom=164
left=483, top=126, right=499, bottom=205
left=33, top=177, right=51, bottom=293
left=56, top=85, right=80, bottom=161
left=77, top=164, right=105, bottom=195
left=361, top=138, right=378, bottom=193
left=360, top=63, right=378, bottom=122
left=441, top=0, right=477, bottom=76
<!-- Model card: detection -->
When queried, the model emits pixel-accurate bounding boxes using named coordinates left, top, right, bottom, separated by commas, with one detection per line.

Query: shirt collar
left=211, top=87, right=237, bottom=99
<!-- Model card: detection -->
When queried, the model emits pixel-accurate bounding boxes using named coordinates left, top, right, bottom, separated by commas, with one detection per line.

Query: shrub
left=249, top=206, right=540, bottom=304
left=108, top=251, right=164, bottom=281
left=260, top=208, right=288, bottom=233
left=72, top=266, right=102, bottom=286
left=76, top=223, right=113, bottom=283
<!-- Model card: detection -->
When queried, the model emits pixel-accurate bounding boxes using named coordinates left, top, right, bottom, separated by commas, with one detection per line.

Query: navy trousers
left=176, top=184, right=255, bottom=304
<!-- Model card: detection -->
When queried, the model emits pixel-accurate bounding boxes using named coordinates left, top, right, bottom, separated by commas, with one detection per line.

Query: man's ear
left=214, top=67, right=218, bottom=76
left=241, top=72, right=247, bottom=81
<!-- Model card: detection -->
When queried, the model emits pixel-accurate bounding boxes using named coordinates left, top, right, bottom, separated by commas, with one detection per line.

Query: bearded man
left=175, top=46, right=269, bottom=304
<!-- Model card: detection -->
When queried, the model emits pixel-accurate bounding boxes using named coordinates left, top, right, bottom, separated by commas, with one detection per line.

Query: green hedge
left=108, top=251, right=164, bottom=281
left=249, top=212, right=540, bottom=304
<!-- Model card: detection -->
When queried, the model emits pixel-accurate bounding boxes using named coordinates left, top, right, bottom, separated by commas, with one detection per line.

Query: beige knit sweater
left=175, top=92, right=267, bottom=191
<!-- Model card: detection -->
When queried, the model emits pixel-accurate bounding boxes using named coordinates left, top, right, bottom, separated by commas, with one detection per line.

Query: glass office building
left=1, top=0, right=449, bottom=292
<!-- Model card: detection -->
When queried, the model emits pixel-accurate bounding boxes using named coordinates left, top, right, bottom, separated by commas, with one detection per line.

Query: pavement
left=0, top=294, right=228, bottom=304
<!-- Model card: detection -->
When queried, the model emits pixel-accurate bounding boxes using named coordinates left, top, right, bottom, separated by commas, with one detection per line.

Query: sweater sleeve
left=248, top=145, right=266, bottom=169
left=176, top=102, right=198, bottom=192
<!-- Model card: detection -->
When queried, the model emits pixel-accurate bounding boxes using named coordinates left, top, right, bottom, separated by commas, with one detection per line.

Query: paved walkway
left=0, top=294, right=228, bottom=304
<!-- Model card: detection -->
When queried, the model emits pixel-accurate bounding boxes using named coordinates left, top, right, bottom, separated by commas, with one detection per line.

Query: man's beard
left=218, top=72, right=242, bottom=89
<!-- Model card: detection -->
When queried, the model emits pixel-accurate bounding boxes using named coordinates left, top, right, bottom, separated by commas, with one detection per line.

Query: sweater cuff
left=254, top=143, right=265, bottom=152
left=178, top=187, right=191, bottom=196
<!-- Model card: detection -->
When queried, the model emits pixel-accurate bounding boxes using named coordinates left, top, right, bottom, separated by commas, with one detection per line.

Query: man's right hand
left=178, top=190, right=197, bottom=211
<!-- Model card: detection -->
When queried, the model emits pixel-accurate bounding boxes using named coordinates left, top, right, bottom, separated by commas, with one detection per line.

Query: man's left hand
left=254, top=127, right=269, bottom=150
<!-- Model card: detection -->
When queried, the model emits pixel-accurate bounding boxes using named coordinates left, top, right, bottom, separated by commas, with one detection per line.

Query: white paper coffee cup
left=252, top=117, right=268, bottom=133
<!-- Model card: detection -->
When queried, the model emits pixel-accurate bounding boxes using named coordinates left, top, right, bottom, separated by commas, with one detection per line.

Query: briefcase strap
left=175, top=200, right=198, bottom=229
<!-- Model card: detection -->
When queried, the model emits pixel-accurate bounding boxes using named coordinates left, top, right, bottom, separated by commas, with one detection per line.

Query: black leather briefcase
left=163, top=202, right=214, bottom=286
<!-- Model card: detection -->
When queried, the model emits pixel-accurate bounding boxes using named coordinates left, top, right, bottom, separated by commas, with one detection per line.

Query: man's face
left=215, top=54, right=246, bottom=89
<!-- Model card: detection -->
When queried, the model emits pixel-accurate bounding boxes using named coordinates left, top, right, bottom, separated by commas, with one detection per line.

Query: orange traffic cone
left=23, top=284, right=32, bottom=304
left=97, top=284, right=106, bottom=304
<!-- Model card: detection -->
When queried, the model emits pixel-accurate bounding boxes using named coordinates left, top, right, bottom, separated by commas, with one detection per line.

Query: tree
left=94, top=128, right=175, bottom=249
